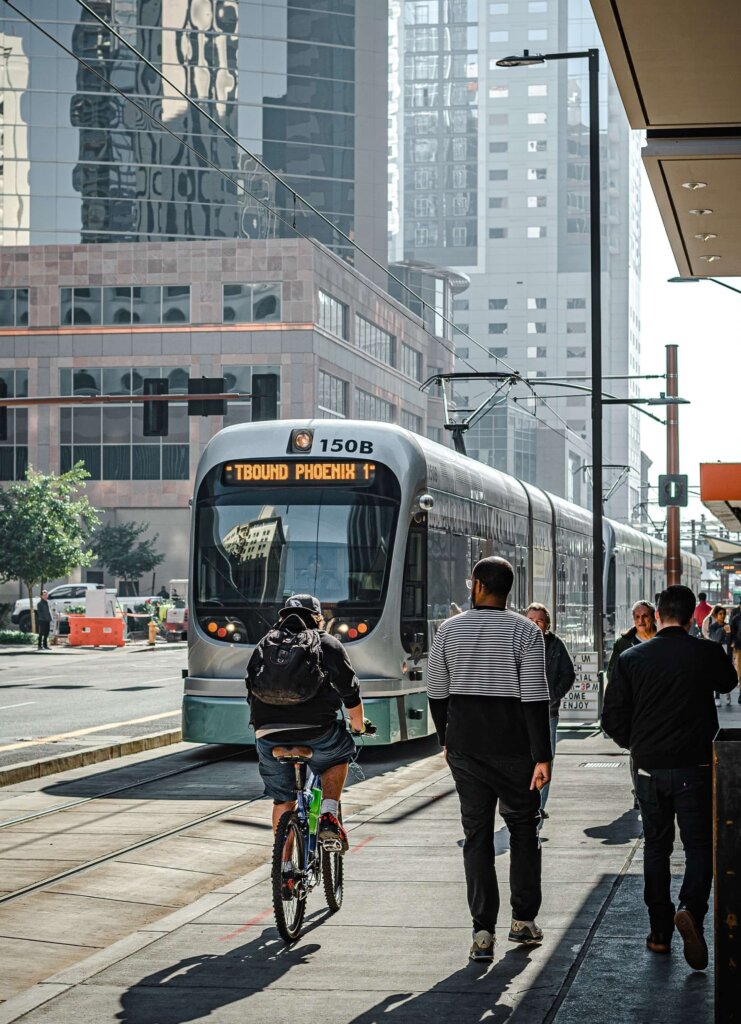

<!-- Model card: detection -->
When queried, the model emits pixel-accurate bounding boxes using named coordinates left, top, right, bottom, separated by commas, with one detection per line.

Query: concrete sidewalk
left=0, top=728, right=714, bottom=1024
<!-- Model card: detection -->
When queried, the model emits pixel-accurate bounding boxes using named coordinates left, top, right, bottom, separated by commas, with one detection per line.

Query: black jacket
left=731, top=608, right=741, bottom=649
left=36, top=599, right=52, bottom=625
left=606, top=626, right=642, bottom=682
left=246, top=627, right=361, bottom=740
left=601, top=626, right=738, bottom=769
left=545, top=632, right=576, bottom=719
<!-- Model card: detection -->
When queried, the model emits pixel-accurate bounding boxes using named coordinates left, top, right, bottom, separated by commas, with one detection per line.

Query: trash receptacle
left=713, top=727, right=741, bottom=1024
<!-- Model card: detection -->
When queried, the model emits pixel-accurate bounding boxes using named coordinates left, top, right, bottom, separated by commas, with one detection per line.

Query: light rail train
left=183, top=420, right=701, bottom=745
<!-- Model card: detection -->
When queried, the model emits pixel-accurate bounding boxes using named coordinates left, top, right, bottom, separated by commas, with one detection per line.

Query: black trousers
left=634, top=766, right=713, bottom=936
left=37, top=622, right=50, bottom=648
left=447, top=750, right=542, bottom=933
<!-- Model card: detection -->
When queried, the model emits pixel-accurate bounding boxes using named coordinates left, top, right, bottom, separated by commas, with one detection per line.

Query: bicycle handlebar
left=350, top=717, right=377, bottom=737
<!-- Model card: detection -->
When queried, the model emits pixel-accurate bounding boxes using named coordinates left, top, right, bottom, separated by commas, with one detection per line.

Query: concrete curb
left=0, top=760, right=449, bottom=1024
left=0, top=728, right=182, bottom=788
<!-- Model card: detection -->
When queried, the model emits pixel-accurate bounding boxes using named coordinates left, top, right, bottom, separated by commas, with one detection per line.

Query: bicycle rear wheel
left=272, top=811, right=306, bottom=942
left=322, top=803, right=344, bottom=912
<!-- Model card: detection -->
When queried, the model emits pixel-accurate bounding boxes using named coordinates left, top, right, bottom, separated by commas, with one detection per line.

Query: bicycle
left=270, top=720, right=375, bottom=943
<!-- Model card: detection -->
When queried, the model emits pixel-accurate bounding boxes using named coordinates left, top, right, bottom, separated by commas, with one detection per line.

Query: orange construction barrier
left=67, top=615, right=125, bottom=648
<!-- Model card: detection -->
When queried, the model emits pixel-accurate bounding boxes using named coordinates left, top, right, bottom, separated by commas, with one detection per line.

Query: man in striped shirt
left=427, top=556, right=552, bottom=962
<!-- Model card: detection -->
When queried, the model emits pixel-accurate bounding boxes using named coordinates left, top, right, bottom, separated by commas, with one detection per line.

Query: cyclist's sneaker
left=508, top=919, right=544, bottom=945
left=318, top=812, right=349, bottom=853
left=470, top=930, right=495, bottom=962
left=281, top=869, right=296, bottom=901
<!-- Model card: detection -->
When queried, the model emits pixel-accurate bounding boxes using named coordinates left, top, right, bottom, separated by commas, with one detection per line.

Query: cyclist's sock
left=282, top=860, right=293, bottom=873
left=321, top=799, right=339, bottom=817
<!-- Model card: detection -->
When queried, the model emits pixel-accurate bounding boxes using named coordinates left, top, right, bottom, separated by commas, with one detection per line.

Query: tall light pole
left=665, top=344, right=681, bottom=584
left=496, top=48, right=604, bottom=668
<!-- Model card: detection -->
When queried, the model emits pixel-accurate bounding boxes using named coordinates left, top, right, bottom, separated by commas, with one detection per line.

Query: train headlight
left=291, top=428, right=314, bottom=453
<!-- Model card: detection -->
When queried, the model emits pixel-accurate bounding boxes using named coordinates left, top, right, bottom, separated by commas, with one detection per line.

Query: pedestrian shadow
left=583, top=808, right=642, bottom=846
left=116, top=926, right=324, bottom=1024
left=344, top=947, right=534, bottom=1024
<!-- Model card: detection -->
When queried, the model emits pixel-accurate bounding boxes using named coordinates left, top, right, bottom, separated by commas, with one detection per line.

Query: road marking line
left=0, top=701, right=37, bottom=710
left=0, top=710, right=180, bottom=753
left=219, top=908, right=273, bottom=941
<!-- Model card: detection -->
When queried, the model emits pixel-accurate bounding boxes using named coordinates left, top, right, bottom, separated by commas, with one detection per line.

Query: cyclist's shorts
left=256, top=720, right=356, bottom=803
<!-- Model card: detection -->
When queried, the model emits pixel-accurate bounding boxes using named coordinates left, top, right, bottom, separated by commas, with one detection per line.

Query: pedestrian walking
left=427, top=556, right=551, bottom=963
left=601, top=585, right=737, bottom=971
left=693, top=592, right=712, bottom=636
left=729, top=597, right=741, bottom=703
left=36, top=590, right=51, bottom=650
left=606, top=600, right=657, bottom=681
left=708, top=604, right=733, bottom=705
left=524, top=603, right=575, bottom=819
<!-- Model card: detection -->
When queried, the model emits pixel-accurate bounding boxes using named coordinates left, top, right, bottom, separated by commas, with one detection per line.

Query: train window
left=401, top=522, right=427, bottom=654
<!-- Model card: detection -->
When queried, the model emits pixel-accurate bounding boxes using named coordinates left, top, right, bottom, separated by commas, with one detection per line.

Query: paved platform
left=0, top=721, right=727, bottom=1024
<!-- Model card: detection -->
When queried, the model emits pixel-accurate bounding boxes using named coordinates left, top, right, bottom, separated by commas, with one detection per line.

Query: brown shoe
left=646, top=932, right=671, bottom=955
left=675, top=908, right=708, bottom=970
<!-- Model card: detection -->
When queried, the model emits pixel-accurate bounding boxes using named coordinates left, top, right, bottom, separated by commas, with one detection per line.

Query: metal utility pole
left=665, top=344, right=681, bottom=585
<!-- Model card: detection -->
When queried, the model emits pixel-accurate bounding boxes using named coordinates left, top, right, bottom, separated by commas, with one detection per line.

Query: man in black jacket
left=36, top=591, right=52, bottom=650
left=601, top=585, right=737, bottom=971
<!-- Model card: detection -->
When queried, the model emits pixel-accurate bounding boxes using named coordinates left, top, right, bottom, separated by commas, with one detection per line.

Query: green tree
left=91, top=521, right=165, bottom=592
left=0, top=465, right=100, bottom=633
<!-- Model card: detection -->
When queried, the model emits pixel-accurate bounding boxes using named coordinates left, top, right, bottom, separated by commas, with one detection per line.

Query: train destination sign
left=223, top=460, right=377, bottom=485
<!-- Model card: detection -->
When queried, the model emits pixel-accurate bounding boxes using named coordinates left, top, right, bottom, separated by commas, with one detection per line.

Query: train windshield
left=194, top=461, right=400, bottom=644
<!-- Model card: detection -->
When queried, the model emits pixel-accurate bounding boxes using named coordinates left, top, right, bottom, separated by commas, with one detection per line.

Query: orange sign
left=700, top=463, right=741, bottom=501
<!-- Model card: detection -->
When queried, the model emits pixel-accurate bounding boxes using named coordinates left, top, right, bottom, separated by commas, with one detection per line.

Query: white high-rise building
left=391, top=0, right=641, bottom=520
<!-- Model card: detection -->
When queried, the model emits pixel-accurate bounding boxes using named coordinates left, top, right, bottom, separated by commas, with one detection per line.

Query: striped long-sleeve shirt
left=426, top=607, right=552, bottom=763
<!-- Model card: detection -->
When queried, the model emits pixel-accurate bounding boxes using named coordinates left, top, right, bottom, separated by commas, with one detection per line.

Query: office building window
left=489, top=347, right=508, bottom=358
left=59, top=286, right=191, bottom=326
left=489, top=86, right=509, bottom=99
left=489, top=298, right=508, bottom=310
left=414, top=225, right=438, bottom=246
left=528, top=84, right=547, bottom=97
left=223, top=283, right=281, bottom=323
left=527, top=226, right=547, bottom=238
left=399, top=342, right=421, bottom=382
left=355, top=316, right=395, bottom=365
left=400, top=410, right=423, bottom=434
left=528, top=29, right=548, bottom=40
left=567, top=347, right=587, bottom=358
left=489, top=227, right=508, bottom=239
left=528, top=297, right=547, bottom=309
left=489, top=197, right=508, bottom=208
left=568, top=420, right=587, bottom=436
left=528, top=195, right=547, bottom=208
left=223, top=364, right=281, bottom=427
left=567, top=322, right=587, bottom=334
left=356, top=389, right=394, bottom=423
left=489, top=113, right=509, bottom=126
left=489, top=2, right=509, bottom=11
left=489, top=142, right=508, bottom=153
left=528, top=112, right=547, bottom=125
left=488, top=323, right=508, bottom=334
left=455, top=347, right=469, bottom=359
left=453, top=299, right=469, bottom=312
left=489, top=169, right=508, bottom=181
left=528, top=168, right=547, bottom=180
left=527, top=346, right=547, bottom=358
left=0, top=369, right=29, bottom=480
left=317, top=370, right=348, bottom=418
left=451, top=225, right=468, bottom=246
left=527, top=322, right=547, bottom=334
left=529, top=1, right=548, bottom=9
left=0, top=288, right=29, bottom=327
left=317, top=290, right=348, bottom=339
left=528, top=139, right=547, bottom=153
left=59, top=366, right=190, bottom=481
left=489, top=31, right=509, bottom=43
left=455, top=323, right=470, bottom=334
left=567, top=297, right=587, bottom=309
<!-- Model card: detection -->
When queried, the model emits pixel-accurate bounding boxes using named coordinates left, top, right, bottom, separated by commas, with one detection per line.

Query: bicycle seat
left=272, top=745, right=313, bottom=762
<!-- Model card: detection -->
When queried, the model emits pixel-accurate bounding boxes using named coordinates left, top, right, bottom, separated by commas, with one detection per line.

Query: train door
left=515, top=544, right=528, bottom=612
left=401, top=518, right=427, bottom=655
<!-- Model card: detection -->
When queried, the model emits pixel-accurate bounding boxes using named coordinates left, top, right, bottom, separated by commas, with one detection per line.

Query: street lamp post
left=496, top=48, right=604, bottom=668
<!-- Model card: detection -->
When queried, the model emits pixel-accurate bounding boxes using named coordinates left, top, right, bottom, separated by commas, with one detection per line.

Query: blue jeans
left=634, top=766, right=713, bottom=936
left=256, top=720, right=356, bottom=803
left=539, top=717, right=559, bottom=811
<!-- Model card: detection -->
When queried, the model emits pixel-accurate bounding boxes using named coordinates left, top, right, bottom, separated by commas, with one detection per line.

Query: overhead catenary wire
left=8, top=0, right=592, bottom=447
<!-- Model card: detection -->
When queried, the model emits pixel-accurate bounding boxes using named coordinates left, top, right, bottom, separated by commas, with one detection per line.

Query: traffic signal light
left=252, top=372, right=278, bottom=421
left=0, top=377, right=9, bottom=442
left=658, top=474, right=688, bottom=507
left=188, top=376, right=226, bottom=416
left=143, top=378, right=169, bottom=437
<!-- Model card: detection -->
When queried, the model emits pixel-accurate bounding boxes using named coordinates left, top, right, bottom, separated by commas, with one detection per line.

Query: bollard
left=713, top=727, right=741, bottom=1024
left=148, top=619, right=157, bottom=646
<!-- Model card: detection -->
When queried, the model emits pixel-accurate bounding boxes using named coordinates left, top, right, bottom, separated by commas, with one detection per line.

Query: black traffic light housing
left=188, top=376, right=227, bottom=416
left=658, top=474, right=688, bottom=507
left=252, top=372, right=279, bottom=421
left=143, top=378, right=169, bottom=437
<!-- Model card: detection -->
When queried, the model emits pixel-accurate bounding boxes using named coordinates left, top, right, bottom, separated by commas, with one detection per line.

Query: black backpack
left=248, top=616, right=326, bottom=705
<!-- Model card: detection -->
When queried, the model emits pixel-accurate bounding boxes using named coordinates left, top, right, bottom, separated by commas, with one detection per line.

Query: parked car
left=11, top=584, right=106, bottom=633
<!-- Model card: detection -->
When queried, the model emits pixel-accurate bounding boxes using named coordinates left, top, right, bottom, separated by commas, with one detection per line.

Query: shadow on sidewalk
left=583, top=808, right=642, bottom=846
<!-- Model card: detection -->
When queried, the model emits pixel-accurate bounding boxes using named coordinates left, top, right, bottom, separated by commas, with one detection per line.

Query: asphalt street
left=0, top=645, right=189, bottom=766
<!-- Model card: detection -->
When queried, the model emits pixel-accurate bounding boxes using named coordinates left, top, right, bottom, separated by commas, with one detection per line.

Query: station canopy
left=589, top=0, right=741, bottom=276
left=700, top=463, right=741, bottom=532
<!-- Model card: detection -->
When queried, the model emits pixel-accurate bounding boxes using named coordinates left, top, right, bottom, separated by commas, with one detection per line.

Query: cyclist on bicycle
left=246, top=594, right=366, bottom=855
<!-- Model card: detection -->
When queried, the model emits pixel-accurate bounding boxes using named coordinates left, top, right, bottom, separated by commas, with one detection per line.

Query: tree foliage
left=91, top=521, right=165, bottom=586
left=0, top=465, right=100, bottom=631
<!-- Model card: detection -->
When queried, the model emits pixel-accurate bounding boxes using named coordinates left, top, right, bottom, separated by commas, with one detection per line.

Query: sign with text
left=560, top=651, right=602, bottom=722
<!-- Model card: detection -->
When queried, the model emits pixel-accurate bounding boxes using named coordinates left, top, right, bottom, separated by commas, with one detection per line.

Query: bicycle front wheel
left=272, top=811, right=306, bottom=943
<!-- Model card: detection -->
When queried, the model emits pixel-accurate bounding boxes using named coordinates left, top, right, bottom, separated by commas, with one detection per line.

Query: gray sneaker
left=508, top=919, right=543, bottom=945
left=469, top=930, right=495, bottom=962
